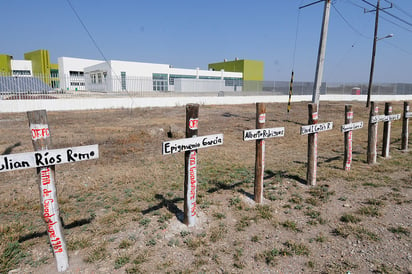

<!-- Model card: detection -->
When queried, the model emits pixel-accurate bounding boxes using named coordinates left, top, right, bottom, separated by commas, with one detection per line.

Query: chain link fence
left=1, top=73, right=411, bottom=100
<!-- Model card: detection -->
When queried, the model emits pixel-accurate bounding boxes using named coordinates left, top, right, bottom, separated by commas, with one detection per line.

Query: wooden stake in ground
left=367, top=102, right=379, bottom=164
left=306, top=103, right=318, bottom=186
left=401, top=101, right=410, bottom=151
left=243, top=103, right=285, bottom=203
left=341, top=105, right=363, bottom=171
left=343, top=105, right=353, bottom=170
left=300, top=103, right=333, bottom=185
left=254, top=103, right=266, bottom=203
left=382, top=102, right=392, bottom=158
left=162, top=104, right=223, bottom=227
left=27, top=110, right=69, bottom=272
left=184, top=104, right=199, bottom=226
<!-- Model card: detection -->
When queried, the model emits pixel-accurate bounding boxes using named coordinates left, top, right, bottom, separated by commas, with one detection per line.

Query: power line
left=360, top=0, right=412, bottom=27
left=65, top=0, right=136, bottom=107
left=332, top=2, right=371, bottom=39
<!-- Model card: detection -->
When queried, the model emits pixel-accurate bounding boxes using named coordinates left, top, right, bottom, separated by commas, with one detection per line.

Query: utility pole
left=366, top=0, right=380, bottom=108
left=312, top=0, right=331, bottom=109
left=366, top=0, right=393, bottom=107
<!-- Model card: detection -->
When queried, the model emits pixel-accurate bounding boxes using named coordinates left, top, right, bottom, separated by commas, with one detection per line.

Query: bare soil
left=0, top=101, right=411, bottom=274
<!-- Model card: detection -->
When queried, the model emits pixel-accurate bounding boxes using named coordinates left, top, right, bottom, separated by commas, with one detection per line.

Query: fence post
left=184, top=104, right=199, bottom=226
left=27, top=110, right=69, bottom=272
left=343, top=105, right=353, bottom=170
left=401, top=101, right=410, bottom=151
left=307, top=103, right=318, bottom=186
left=254, top=103, right=266, bottom=203
left=382, top=102, right=392, bottom=158
left=367, top=102, right=379, bottom=164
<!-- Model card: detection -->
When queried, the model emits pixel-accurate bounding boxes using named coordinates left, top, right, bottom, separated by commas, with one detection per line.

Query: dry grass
left=0, top=101, right=410, bottom=273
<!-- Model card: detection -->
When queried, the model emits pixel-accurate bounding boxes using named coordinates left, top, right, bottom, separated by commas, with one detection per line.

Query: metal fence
left=1, top=73, right=411, bottom=100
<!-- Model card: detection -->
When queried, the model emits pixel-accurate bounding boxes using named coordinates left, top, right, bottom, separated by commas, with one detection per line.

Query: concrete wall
left=1, top=94, right=411, bottom=113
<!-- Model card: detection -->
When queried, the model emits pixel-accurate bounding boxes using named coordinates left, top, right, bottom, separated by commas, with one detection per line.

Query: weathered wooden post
left=341, top=105, right=364, bottom=171
left=184, top=104, right=198, bottom=226
left=300, top=103, right=333, bottom=186
left=367, top=102, right=379, bottom=164
left=343, top=105, right=353, bottom=170
left=27, top=110, right=68, bottom=272
left=162, top=104, right=223, bottom=227
left=243, top=103, right=285, bottom=203
left=0, top=110, right=98, bottom=272
left=401, top=101, right=410, bottom=151
left=307, top=103, right=318, bottom=186
left=254, top=103, right=265, bottom=203
left=382, top=102, right=392, bottom=158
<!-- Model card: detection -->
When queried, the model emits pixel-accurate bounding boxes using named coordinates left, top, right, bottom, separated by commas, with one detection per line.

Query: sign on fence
left=300, top=122, right=333, bottom=135
left=0, top=145, right=99, bottom=172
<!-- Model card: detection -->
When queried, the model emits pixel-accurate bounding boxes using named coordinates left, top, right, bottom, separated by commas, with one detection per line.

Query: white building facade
left=11, top=60, right=33, bottom=76
left=58, top=57, right=103, bottom=91
left=58, top=57, right=243, bottom=93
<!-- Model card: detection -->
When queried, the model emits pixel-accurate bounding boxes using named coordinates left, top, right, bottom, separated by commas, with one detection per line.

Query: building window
left=153, top=73, right=168, bottom=91
left=121, top=72, right=126, bottom=90
left=91, top=74, right=97, bottom=84
left=169, top=74, right=196, bottom=85
left=12, top=70, right=31, bottom=76
left=69, top=71, right=84, bottom=77
left=98, top=73, right=102, bottom=84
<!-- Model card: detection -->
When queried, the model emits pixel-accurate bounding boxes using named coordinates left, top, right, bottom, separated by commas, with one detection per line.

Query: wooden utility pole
left=254, top=103, right=266, bottom=203
left=312, top=0, right=331, bottom=108
left=366, top=0, right=380, bottom=107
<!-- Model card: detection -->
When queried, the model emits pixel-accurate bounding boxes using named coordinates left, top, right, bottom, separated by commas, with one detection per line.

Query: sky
left=1, top=0, right=412, bottom=83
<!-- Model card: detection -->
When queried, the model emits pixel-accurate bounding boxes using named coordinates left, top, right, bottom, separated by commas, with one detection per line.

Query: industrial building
left=0, top=49, right=264, bottom=93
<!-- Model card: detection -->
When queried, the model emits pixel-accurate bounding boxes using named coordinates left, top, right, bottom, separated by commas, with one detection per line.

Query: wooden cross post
left=367, top=102, right=379, bottom=164
left=27, top=110, right=68, bottom=272
left=0, top=110, right=98, bottom=272
left=401, top=101, right=410, bottom=151
left=341, top=105, right=363, bottom=171
left=254, top=103, right=265, bottom=203
left=343, top=105, right=353, bottom=170
left=382, top=102, right=392, bottom=158
left=300, top=103, right=333, bottom=186
left=162, top=104, right=223, bottom=227
left=307, top=103, right=318, bottom=186
left=184, top=104, right=199, bottom=226
left=243, top=103, right=285, bottom=203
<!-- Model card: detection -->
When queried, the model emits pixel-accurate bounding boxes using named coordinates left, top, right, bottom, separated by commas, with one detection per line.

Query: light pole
left=366, top=33, right=393, bottom=107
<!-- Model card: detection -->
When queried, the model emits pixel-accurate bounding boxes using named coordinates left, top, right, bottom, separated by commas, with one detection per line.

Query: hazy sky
left=1, top=0, right=411, bottom=83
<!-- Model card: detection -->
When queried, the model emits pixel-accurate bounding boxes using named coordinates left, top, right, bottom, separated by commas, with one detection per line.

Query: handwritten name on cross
left=162, top=104, right=223, bottom=227
left=341, top=105, right=363, bottom=171
left=243, top=103, right=285, bottom=203
left=23, top=110, right=99, bottom=272
left=301, top=104, right=333, bottom=186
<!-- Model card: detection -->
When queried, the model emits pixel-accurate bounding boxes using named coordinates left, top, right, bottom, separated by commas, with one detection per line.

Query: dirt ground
left=0, top=101, right=411, bottom=273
